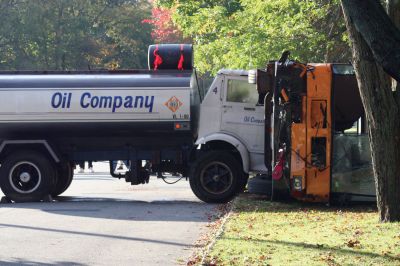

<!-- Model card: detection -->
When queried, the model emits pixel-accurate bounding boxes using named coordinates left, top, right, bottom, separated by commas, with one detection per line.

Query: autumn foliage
left=142, top=6, right=187, bottom=43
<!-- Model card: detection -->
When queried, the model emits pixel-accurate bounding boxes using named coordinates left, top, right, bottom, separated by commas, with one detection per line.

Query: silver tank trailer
left=0, top=44, right=199, bottom=153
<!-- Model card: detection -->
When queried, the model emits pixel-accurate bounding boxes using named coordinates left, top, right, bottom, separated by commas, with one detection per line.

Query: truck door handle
left=244, top=107, right=256, bottom=111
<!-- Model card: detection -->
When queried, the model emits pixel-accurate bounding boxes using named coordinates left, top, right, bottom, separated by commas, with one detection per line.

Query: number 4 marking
left=213, top=87, right=218, bottom=94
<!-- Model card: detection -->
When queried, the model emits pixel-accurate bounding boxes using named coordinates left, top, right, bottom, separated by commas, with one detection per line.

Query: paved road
left=0, top=164, right=216, bottom=266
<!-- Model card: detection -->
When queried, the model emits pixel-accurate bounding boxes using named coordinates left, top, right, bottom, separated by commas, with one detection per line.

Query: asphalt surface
left=0, top=163, right=217, bottom=266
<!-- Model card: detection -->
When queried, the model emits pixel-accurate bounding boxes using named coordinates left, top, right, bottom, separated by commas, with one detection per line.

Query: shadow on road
left=0, top=198, right=217, bottom=222
left=0, top=222, right=193, bottom=247
left=0, top=259, right=87, bottom=266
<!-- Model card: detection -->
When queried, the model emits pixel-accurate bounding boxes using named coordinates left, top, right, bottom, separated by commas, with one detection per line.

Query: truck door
left=220, top=76, right=264, bottom=155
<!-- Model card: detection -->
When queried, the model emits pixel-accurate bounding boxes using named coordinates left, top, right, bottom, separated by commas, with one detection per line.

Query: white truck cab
left=187, top=69, right=268, bottom=203
left=197, top=69, right=267, bottom=173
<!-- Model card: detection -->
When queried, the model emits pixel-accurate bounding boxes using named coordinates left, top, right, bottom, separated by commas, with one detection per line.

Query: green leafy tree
left=158, top=0, right=350, bottom=74
left=0, top=0, right=153, bottom=70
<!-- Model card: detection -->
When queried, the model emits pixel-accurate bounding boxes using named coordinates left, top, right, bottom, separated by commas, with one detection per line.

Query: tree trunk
left=341, top=0, right=400, bottom=82
left=387, top=0, right=400, bottom=106
left=341, top=0, right=400, bottom=222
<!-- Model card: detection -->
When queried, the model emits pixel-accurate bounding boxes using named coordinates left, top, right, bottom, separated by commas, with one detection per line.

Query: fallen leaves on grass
left=346, top=239, right=361, bottom=248
left=208, top=258, right=218, bottom=266
left=353, top=228, right=364, bottom=236
left=186, top=255, right=200, bottom=266
left=320, top=252, right=337, bottom=266
left=206, top=195, right=399, bottom=265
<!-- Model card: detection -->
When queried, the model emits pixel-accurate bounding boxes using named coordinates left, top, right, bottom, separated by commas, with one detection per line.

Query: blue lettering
left=144, top=96, right=154, bottom=113
left=250, top=117, right=264, bottom=124
left=99, top=96, right=112, bottom=108
left=67, top=93, right=72, bottom=108
left=134, top=96, right=144, bottom=108
left=91, top=96, right=99, bottom=108
left=51, top=92, right=63, bottom=108
left=112, top=96, right=123, bottom=112
left=80, top=92, right=155, bottom=113
left=61, top=93, right=68, bottom=108
left=124, top=96, right=133, bottom=108
left=80, top=92, right=91, bottom=108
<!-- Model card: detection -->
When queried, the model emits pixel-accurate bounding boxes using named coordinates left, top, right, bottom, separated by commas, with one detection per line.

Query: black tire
left=0, top=150, right=56, bottom=202
left=51, top=162, right=73, bottom=197
left=190, top=151, right=244, bottom=203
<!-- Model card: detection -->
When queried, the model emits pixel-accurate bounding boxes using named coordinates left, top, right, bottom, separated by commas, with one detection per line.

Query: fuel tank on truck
left=0, top=44, right=200, bottom=151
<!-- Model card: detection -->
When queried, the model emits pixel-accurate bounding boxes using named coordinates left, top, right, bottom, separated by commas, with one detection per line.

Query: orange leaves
left=142, top=7, right=185, bottom=43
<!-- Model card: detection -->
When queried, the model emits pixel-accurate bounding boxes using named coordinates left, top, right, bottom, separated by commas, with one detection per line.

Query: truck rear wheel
left=51, top=162, right=73, bottom=197
left=0, top=150, right=56, bottom=202
left=190, top=151, right=243, bottom=203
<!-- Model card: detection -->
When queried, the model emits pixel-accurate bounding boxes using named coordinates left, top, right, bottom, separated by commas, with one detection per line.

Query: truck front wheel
left=0, top=150, right=56, bottom=202
left=190, top=151, right=243, bottom=203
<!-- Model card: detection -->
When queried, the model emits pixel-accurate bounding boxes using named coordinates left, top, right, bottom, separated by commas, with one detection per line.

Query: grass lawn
left=205, top=194, right=400, bottom=266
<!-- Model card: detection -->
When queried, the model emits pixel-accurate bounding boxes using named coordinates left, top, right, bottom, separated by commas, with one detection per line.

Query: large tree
left=158, top=0, right=351, bottom=74
left=0, top=0, right=153, bottom=70
left=341, top=0, right=400, bottom=222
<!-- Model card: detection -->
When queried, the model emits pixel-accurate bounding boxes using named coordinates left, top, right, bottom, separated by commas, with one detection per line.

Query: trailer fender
left=0, top=140, right=60, bottom=163
left=196, top=133, right=250, bottom=173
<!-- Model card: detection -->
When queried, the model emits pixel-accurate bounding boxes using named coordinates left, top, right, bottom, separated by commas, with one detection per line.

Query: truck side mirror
left=248, top=69, right=271, bottom=93
left=248, top=69, right=272, bottom=105
left=248, top=69, right=257, bottom=84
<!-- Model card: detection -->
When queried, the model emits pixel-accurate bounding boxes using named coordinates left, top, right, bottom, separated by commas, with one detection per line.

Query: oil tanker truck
left=0, top=44, right=266, bottom=203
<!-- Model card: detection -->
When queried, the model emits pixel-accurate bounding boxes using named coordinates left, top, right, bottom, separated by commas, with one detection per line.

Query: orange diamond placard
left=165, top=96, right=183, bottom=112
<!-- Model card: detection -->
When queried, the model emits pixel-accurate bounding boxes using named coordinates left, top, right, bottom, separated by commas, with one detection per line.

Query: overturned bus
left=250, top=55, right=375, bottom=203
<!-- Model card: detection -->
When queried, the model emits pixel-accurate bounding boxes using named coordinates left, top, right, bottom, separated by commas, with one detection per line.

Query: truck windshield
left=226, top=79, right=258, bottom=104
left=331, top=134, right=374, bottom=197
